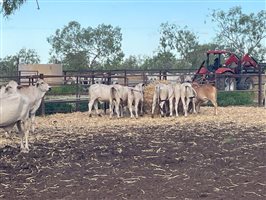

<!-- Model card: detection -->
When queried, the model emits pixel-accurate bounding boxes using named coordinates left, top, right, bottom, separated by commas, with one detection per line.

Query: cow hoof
left=98, top=114, right=102, bottom=117
left=21, top=148, right=29, bottom=153
left=89, top=114, right=92, bottom=117
left=151, top=115, right=154, bottom=118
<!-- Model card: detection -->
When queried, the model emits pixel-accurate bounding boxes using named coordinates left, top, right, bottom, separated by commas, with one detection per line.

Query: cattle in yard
left=132, top=83, right=145, bottom=118
left=88, top=83, right=120, bottom=118
left=192, top=82, right=218, bottom=115
left=17, top=79, right=51, bottom=133
left=151, top=83, right=175, bottom=118
left=0, top=80, right=31, bottom=153
left=114, top=83, right=145, bottom=118
left=180, top=82, right=196, bottom=117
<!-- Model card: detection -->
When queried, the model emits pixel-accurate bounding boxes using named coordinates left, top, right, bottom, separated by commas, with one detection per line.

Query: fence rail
left=0, top=68, right=265, bottom=115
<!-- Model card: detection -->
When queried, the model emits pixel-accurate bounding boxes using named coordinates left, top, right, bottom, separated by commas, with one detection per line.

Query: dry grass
left=37, top=106, right=266, bottom=131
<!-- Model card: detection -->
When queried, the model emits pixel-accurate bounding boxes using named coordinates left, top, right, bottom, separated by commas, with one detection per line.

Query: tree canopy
left=0, top=48, right=40, bottom=76
left=1, top=0, right=27, bottom=16
left=211, top=6, right=266, bottom=60
left=47, top=21, right=124, bottom=70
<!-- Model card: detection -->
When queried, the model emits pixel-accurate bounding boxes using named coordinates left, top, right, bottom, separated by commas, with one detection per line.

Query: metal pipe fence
left=0, top=68, right=265, bottom=115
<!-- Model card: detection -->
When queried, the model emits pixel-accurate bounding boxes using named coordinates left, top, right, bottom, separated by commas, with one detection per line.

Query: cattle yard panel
left=0, top=68, right=265, bottom=115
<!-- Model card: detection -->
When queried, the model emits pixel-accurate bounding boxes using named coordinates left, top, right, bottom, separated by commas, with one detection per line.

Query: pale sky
left=0, top=0, right=265, bottom=63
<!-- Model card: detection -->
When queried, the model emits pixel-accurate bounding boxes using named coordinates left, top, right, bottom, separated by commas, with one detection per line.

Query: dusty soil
left=0, top=107, right=265, bottom=200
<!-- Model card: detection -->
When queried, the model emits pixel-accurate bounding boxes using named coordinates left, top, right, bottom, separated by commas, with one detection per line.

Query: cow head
left=36, top=80, right=51, bottom=92
left=5, top=80, right=18, bottom=94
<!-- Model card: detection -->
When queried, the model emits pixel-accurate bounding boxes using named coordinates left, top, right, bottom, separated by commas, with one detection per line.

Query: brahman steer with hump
left=192, top=83, right=218, bottom=115
left=88, top=83, right=120, bottom=118
left=0, top=80, right=31, bottom=152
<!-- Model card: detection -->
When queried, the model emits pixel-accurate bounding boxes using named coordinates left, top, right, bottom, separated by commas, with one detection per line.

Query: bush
left=47, top=85, right=80, bottom=95
left=217, top=91, right=255, bottom=106
left=36, top=103, right=74, bottom=115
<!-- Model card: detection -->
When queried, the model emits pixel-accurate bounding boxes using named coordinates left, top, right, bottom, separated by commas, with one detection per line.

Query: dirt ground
left=0, top=107, right=265, bottom=200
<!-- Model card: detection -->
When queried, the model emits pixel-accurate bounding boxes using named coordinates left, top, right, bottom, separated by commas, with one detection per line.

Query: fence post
left=63, top=71, right=67, bottom=85
left=258, top=64, right=262, bottom=107
left=124, top=70, right=127, bottom=86
left=163, top=70, right=167, bottom=80
left=76, top=75, right=80, bottom=111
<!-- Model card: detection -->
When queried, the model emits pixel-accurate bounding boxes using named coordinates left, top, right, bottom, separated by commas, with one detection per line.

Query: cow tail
left=192, top=88, right=197, bottom=98
left=110, top=87, right=117, bottom=101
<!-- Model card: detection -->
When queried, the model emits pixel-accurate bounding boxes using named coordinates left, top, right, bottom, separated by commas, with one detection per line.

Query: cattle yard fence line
left=0, top=68, right=265, bottom=115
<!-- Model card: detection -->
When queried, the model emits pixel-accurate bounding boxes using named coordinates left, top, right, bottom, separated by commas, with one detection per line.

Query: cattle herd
left=0, top=78, right=265, bottom=153
left=0, top=79, right=51, bottom=152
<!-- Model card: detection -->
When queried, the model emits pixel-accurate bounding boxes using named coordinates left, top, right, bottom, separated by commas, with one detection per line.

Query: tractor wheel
left=237, top=77, right=254, bottom=90
left=216, top=72, right=236, bottom=91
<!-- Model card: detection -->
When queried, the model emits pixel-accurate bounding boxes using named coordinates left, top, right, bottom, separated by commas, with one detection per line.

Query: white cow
left=131, top=83, right=145, bottom=118
left=17, top=79, right=51, bottom=133
left=263, top=83, right=266, bottom=109
left=180, top=82, right=196, bottom=117
left=113, top=83, right=145, bottom=118
left=88, top=83, right=120, bottom=117
left=0, top=81, right=31, bottom=152
left=151, top=83, right=175, bottom=118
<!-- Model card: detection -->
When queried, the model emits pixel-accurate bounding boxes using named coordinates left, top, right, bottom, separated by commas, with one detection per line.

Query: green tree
left=159, top=22, right=199, bottom=61
left=211, top=6, right=266, bottom=60
left=1, top=0, right=26, bottom=16
left=47, top=21, right=124, bottom=70
left=141, top=51, right=181, bottom=70
left=0, top=48, right=40, bottom=76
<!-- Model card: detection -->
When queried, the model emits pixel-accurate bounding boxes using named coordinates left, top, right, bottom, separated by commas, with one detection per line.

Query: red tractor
left=193, top=50, right=263, bottom=90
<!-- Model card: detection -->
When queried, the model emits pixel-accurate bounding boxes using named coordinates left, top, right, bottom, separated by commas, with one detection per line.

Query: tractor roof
left=207, top=50, right=232, bottom=54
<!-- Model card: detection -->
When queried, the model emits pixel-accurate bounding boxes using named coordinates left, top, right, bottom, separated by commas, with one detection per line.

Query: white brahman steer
left=113, top=83, right=145, bottom=118
left=0, top=81, right=31, bottom=152
left=131, top=83, right=145, bottom=118
left=17, top=79, right=51, bottom=133
left=172, top=82, right=182, bottom=117
left=180, top=82, right=196, bottom=117
left=151, top=83, right=175, bottom=118
left=88, top=83, right=120, bottom=117
left=192, top=83, right=218, bottom=115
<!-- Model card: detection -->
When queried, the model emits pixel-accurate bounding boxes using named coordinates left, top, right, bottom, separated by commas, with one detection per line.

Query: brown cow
left=192, top=83, right=218, bottom=115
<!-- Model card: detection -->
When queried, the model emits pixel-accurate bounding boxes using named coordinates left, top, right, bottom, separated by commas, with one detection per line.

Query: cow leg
left=169, top=98, right=174, bottom=117
left=192, top=98, right=197, bottom=114
left=113, top=99, right=121, bottom=118
left=139, top=99, right=144, bottom=117
left=93, top=101, right=102, bottom=117
left=210, top=100, right=218, bottom=115
left=181, top=97, right=188, bottom=117
left=31, top=113, right=36, bottom=133
left=23, top=120, right=30, bottom=152
left=151, top=95, right=157, bottom=118
left=88, top=99, right=96, bottom=117
left=159, top=101, right=165, bottom=117
left=128, top=100, right=134, bottom=118
left=109, top=101, right=114, bottom=118
left=16, top=121, right=26, bottom=152
left=175, top=96, right=180, bottom=117
left=134, top=99, right=140, bottom=119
